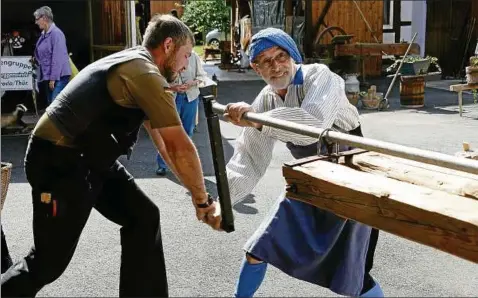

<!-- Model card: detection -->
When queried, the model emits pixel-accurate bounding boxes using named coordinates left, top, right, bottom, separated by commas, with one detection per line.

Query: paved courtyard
left=1, top=78, right=477, bottom=297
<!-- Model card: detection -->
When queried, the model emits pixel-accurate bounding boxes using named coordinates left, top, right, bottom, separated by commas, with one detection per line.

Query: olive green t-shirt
left=34, top=58, right=181, bottom=147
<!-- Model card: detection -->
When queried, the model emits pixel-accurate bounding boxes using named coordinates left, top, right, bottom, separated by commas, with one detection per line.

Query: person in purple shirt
left=33, top=6, right=71, bottom=105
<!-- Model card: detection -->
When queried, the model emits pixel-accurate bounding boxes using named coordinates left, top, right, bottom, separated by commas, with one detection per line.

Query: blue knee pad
left=234, top=257, right=267, bottom=298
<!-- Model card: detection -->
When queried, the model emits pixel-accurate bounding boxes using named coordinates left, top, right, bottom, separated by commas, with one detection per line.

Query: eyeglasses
left=35, top=16, right=43, bottom=21
left=253, top=51, right=290, bottom=70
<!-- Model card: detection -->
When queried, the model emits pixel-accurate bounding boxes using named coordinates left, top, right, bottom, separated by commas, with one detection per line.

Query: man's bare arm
left=146, top=122, right=208, bottom=203
left=144, top=122, right=221, bottom=229
left=160, top=125, right=207, bottom=202
left=143, top=120, right=179, bottom=177
left=116, top=71, right=220, bottom=229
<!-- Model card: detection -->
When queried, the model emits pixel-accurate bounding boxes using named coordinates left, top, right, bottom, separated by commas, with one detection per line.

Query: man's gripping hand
left=194, top=194, right=223, bottom=231
left=224, top=102, right=262, bottom=129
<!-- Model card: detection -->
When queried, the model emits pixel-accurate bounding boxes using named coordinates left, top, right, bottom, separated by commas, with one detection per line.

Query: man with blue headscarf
left=223, top=28, right=383, bottom=297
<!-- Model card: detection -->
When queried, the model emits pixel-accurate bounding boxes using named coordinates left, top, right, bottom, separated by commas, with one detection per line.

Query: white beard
left=266, top=75, right=292, bottom=90
left=265, top=62, right=298, bottom=91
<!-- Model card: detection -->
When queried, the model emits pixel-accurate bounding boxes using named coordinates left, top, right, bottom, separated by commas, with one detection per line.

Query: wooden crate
left=283, top=150, right=478, bottom=263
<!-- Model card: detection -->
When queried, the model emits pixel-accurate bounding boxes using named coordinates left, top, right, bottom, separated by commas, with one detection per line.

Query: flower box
left=400, top=59, right=431, bottom=75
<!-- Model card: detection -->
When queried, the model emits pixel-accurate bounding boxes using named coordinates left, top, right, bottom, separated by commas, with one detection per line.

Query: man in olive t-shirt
left=34, top=57, right=182, bottom=147
left=1, top=14, right=222, bottom=298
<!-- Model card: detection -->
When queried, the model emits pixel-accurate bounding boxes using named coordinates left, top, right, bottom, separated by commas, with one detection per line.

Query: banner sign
left=1, top=56, right=33, bottom=91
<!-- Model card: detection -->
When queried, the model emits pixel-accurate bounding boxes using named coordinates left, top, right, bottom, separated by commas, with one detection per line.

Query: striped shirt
left=171, top=51, right=209, bottom=102
left=226, top=63, right=360, bottom=203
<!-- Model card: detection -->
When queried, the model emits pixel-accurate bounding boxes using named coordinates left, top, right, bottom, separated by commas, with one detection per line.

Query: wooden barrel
left=400, top=76, right=425, bottom=108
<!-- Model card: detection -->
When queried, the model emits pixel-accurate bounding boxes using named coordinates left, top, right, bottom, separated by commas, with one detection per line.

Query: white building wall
left=411, top=0, right=427, bottom=56
left=383, top=33, right=395, bottom=44
left=400, top=1, right=413, bottom=42
left=382, top=0, right=395, bottom=43
left=383, top=0, right=426, bottom=57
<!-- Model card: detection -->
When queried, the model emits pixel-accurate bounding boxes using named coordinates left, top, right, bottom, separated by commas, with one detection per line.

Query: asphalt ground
left=1, top=80, right=477, bottom=297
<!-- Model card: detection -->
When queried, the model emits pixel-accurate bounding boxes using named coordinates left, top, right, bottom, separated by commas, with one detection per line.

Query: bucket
left=400, top=76, right=425, bottom=108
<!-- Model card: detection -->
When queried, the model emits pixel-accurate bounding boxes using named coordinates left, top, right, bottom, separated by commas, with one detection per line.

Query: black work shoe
left=156, top=167, right=167, bottom=176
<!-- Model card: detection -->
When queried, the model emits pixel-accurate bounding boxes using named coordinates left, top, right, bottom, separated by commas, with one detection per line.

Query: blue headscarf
left=248, top=28, right=302, bottom=64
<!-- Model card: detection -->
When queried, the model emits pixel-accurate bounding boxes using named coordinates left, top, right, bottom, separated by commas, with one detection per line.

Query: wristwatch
left=196, top=193, right=214, bottom=208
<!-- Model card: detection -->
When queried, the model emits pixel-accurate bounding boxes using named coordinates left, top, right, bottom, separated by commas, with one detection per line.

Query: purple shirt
left=34, top=23, right=72, bottom=82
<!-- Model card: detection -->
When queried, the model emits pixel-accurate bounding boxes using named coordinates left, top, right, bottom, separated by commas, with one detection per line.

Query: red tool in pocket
left=40, top=192, right=58, bottom=217
left=52, top=199, right=57, bottom=217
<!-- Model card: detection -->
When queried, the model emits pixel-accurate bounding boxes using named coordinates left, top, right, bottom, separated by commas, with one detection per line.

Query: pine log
left=455, top=150, right=478, bottom=161
left=340, top=152, right=478, bottom=200
left=283, top=159, right=478, bottom=264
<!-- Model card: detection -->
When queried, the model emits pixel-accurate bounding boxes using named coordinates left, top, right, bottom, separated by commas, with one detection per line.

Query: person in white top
left=223, top=28, right=383, bottom=298
left=156, top=50, right=208, bottom=175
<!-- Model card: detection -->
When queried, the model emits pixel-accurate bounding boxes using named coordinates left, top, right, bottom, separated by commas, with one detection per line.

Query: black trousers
left=1, top=136, right=168, bottom=297
left=1, top=224, right=14, bottom=273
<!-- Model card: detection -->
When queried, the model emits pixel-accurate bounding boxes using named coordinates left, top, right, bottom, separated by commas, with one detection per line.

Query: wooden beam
left=456, top=143, right=478, bottom=160
left=304, top=0, right=313, bottom=57
left=340, top=152, right=478, bottom=200
left=285, top=0, right=293, bottom=16
left=283, top=156, right=478, bottom=264
left=450, top=83, right=478, bottom=92
left=335, top=43, right=421, bottom=57
left=457, top=150, right=478, bottom=160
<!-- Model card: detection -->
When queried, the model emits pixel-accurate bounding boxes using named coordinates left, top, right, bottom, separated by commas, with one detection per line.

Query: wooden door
left=88, top=0, right=133, bottom=61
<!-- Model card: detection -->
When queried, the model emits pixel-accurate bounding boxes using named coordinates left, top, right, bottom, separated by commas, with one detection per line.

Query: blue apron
left=244, top=128, right=375, bottom=297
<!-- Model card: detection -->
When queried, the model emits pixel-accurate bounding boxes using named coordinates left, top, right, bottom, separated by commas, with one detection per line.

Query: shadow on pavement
left=3, top=79, right=476, bottom=188
left=0, top=135, right=29, bottom=184
left=232, top=194, right=258, bottom=215
left=359, top=77, right=478, bottom=118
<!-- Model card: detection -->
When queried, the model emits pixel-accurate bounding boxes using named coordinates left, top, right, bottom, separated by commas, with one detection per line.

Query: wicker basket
left=1, top=162, right=12, bottom=211
left=360, top=92, right=383, bottom=110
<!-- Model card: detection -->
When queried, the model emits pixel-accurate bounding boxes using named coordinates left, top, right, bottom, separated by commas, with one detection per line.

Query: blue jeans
left=46, top=76, right=70, bottom=105
left=156, top=93, right=199, bottom=169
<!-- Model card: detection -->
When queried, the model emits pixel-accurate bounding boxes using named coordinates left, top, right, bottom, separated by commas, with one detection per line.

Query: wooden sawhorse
left=449, top=83, right=478, bottom=117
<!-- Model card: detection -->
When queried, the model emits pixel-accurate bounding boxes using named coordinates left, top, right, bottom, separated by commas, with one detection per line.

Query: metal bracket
left=284, top=148, right=368, bottom=168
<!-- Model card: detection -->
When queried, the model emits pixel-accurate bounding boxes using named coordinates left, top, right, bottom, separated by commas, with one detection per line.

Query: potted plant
left=386, top=55, right=441, bottom=75
left=471, top=89, right=478, bottom=104
left=466, top=56, right=478, bottom=84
